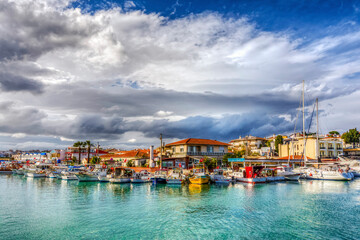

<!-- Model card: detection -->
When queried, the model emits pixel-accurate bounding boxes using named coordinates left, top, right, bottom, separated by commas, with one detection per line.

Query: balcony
left=328, top=147, right=334, bottom=150
left=170, top=152, right=226, bottom=158
left=320, top=147, right=326, bottom=149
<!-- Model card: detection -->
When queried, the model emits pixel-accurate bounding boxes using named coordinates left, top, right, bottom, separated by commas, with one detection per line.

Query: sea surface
left=1, top=175, right=359, bottom=240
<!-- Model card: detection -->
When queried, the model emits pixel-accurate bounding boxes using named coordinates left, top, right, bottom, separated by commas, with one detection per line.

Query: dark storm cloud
left=0, top=72, right=44, bottom=94
left=0, top=1, right=100, bottom=61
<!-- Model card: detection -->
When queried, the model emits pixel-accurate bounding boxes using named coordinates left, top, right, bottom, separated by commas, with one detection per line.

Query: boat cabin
left=244, top=166, right=264, bottom=178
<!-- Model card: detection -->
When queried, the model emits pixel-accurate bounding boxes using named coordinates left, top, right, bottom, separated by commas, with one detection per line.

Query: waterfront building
left=229, top=135, right=267, bottom=155
left=162, top=138, right=229, bottom=169
left=100, top=149, right=150, bottom=167
left=278, top=136, right=343, bottom=159
left=65, top=147, right=107, bottom=161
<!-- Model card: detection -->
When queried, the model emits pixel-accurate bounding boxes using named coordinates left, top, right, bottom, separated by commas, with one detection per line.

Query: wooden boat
left=131, top=170, right=151, bottom=183
left=210, top=169, right=231, bottom=184
left=189, top=167, right=210, bottom=185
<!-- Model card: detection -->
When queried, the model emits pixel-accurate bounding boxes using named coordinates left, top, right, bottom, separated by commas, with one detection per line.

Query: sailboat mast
left=302, top=80, right=307, bottom=164
left=316, top=98, right=319, bottom=160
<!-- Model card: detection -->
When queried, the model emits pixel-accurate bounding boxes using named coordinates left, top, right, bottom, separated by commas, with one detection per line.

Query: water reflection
left=107, top=183, right=131, bottom=197
left=301, top=180, right=350, bottom=194
left=188, top=184, right=210, bottom=195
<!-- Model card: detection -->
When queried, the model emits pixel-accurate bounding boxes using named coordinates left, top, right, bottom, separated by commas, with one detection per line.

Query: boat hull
left=26, top=172, right=46, bottom=178
left=110, top=178, right=131, bottom=183
left=152, top=177, right=167, bottom=184
left=0, top=171, right=13, bottom=175
left=98, top=176, right=110, bottom=182
left=76, top=174, right=99, bottom=182
left=61, top=175, right=78, bottom=180
left=236, top=177, right=267, bottom=183
left=131, top=178, right=150, bottom=183
left=189, top=176, right=210, bottom=185
left=166, top=179, right=183, bottom=184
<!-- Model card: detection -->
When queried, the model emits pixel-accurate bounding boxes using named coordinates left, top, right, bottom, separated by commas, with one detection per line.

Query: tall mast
left=160, top=133, right=163, bottom=170
left=302, top=80, right=307, bottom=164
left=316, top=98, right=319, bottom=160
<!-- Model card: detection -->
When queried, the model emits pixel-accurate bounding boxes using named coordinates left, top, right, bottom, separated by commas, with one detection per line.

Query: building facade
left=279, top=136, right=343, bottom=159
left=162, top=138, right=229, bottom=169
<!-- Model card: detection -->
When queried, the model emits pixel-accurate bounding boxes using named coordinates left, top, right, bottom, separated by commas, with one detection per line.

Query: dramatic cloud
left=0, top=0, right=359, bottom=149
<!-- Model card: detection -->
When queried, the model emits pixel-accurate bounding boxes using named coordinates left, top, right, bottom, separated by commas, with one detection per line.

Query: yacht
left=61, top=166, right=82, bottom=180
left=301, top=166, right=353, bottom=181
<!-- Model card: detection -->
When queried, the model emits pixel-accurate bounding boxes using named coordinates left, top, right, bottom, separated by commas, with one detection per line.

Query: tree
left=126, top=160, right=134, bottom=167
left=90, top=156, right=101, bottom=165
left=342, top=128, right=360, bottom=145
left=329, top=131, right=340, bottom=136
left=203, top=157, right=217, bottom=170
left=85, top=140, right=94, bottom=164
left=73, top=141, right=85, bottom=165
left=275, top=135, right=284, bottom=153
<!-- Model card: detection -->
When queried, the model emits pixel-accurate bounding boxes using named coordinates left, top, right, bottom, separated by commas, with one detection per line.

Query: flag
left=200, top=158, right=203, bottom=163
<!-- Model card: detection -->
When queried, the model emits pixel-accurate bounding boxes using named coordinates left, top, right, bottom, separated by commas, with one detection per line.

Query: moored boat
left=210, top=169, right=231, bottom=184
left=131, top=170, right=151, bottom=183
left=109, top=167, right=133, bottom=184
left=152, top=170, right=168, bottom=184
left=166, top=168, right=184, bottom=184
left=189, top=167, right=210, bottom=185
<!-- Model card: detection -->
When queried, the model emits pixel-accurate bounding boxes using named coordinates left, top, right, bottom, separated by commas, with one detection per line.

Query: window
left=172, top=147, right=175, bottom=153
left=207, top=146, right=214, bottom=153
left=180, top=146, right=184, bottom=152
left=188, top=146, right=195, bottom=152
left=219, top=146, right=224, bottom=152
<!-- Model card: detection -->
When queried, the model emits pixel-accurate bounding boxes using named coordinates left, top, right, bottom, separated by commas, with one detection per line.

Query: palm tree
left=85, top=140, right=94, bottom=164
left=73, top=141, right=84, bottom=165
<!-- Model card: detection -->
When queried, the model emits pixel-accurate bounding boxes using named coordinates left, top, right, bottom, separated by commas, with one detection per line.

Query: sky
left=0, top=0, right=360, bottom=150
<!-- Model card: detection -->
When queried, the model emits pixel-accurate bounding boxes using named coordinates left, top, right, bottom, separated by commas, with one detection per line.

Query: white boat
left=131, top=170, right=151, bottom=183
left=301, top=166, right=353, bottom=181
left=210, top=169, right=231, bottom=184
left=61, top=166, right=82, bottom=181
left=26, top=170, right=46, bottom=178
left=166, top=168, right=184, bottom=184
left=75, top=167, right=105, bottom=182
left=109, top=167, right=133, bottom=184
left=275, top=166, right=301, bottom=181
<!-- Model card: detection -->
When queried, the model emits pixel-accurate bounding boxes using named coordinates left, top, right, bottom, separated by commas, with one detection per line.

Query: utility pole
left=97, top=142, right=100, bottom=157
left=160, top=134, right=163, bottom=170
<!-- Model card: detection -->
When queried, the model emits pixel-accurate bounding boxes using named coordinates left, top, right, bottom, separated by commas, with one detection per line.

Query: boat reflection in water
left=188, top=183, right=210, bottom=195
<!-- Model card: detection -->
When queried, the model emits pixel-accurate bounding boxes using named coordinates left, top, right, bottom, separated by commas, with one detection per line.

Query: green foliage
left=90, top=156, right=101, bottom=164
left=203, top=157, right=217, bottom=170
left=126, top=160, right=134, bottom=167
left=266, top=140, right=271, bottom=147
left=329, top=131, right=340, bottom=136
left=342, top=128, right=360, bottom=144
left=275, top=135, right=284, bottom=153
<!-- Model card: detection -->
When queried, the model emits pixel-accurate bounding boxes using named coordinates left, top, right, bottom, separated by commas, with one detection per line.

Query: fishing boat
left=275, top=166, right=301, bottom=181
left=25, top=163, right=52, bottom=178
left=152, top=170, right=168, bottom=184
left=210, top=169, right=231, bottom=184
left=76, top=170, right=99, bottom=182
left=235, top=166, right=268, bottom=183
left=131, top=170, right=151, bottom=183
left=189, top=166, right=210, bottom=185
left=109, top=167, right=133, bottom=183
left=0, top=165, right=13, bottom=175
left=166, top=168, right=184, bottom=184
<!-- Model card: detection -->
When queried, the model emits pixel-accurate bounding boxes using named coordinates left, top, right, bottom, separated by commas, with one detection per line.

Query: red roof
left=278, top=155, right=314, bottom=160
left=117, top=149, right=149, bottom=158
left=166, top=138, right=230, bottom=146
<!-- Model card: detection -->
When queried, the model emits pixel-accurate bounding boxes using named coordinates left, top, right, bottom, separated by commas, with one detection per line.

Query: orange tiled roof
left=278, top=155, right=314, bottom=160
left=166, top=138, right=230, bottom=146
left=117, top=149, right=149, bottom=158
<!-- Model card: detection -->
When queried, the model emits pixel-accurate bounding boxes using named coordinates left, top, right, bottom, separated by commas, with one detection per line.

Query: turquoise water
left=1, top=176, right=360, bottom=240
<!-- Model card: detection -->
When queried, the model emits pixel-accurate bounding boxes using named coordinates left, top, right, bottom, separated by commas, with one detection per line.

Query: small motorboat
left=189, top=166, right=210, bottom=185
left=131, top=170, right=151, bottom=183
left=109, top=167, right=133, bottom=184
left=210, top=169, right=231, bottom=185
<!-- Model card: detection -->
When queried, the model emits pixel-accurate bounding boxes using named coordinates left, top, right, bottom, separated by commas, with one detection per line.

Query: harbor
left=1, top=174, right=360, bottom=239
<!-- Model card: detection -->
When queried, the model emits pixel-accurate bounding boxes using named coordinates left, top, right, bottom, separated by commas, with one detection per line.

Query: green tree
left=341, top=128, right=360, bottom=145
left=275, top=135, right=284, bottom=153
left=203, top=157, right=217, bottom=170
left=85, top=140, right=94, bottom=164
left=329, top=131, right=340, bottom=136
left=265, top=140, right=272, bottom=147
left=126, top=160, right=134, bottom=167
left=73, top=141, right=85, bottom=165
left=90, top=156, right=101, bottom=164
